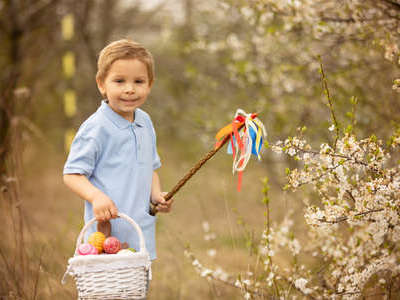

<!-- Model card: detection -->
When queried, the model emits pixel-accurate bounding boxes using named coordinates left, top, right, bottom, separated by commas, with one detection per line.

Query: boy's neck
left=105, top=100, right=135, bottom=123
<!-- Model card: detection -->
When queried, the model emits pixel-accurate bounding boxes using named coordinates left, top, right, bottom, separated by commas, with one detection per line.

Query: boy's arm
left=150, top=171, right=173, bottom=213
left=63, top=174, right=118, bottom=221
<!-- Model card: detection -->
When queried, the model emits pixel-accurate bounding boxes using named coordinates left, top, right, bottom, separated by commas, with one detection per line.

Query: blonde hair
left=96, top=39, right=154, bottom=85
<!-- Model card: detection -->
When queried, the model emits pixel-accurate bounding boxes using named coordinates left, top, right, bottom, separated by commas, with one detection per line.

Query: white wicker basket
left=62, top=213, right=151, bottom=299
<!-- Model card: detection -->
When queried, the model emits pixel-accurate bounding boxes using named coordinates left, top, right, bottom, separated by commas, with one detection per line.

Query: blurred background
left=0, top=0, right=399, bottom=299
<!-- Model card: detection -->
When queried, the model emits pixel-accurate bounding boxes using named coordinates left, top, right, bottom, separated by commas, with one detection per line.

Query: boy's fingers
left=156, top=206, right=166, bottom=212
left=152, top=195, right=173, bottom=212
left=155, top=203, right=163, bottom=211
left=110, top=207, right=119, bottom=218
left=163, top=199, right=173, bottom=207
left=156, top=199, right=173, bottom=212
left=155, top=197, right=165, bottom=205
left=94, top=211, right=105, bottom=221
left=104, top=210, right=111, bottom=220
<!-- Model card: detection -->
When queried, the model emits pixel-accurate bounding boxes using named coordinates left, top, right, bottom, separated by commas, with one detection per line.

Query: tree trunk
left=0, top=0, right=22, bottom=177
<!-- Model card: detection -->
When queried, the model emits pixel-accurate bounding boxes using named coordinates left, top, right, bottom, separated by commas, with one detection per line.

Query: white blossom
left=207, top=248, right=216, bottom=257
left=202, top=221, right=210, bottom=233
left=294, top=278, right=313, bottom=294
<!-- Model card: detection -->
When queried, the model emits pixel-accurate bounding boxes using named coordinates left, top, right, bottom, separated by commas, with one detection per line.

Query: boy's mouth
left=120, top=98, right=140, bottom=102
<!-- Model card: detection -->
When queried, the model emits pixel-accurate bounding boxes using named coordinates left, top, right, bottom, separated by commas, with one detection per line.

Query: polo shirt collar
left=100, top=100, right=145, bottom=129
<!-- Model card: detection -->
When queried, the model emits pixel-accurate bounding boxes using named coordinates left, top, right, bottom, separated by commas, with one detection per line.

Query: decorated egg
left=78, top=243, right=98, bottom=255
left=117, top=249, right=135, bottom=256
left=88, top=232, right=106, bottom=253
left=127, top=247, right=136, bottom=253
left=103, top=236, right=121, bottom=254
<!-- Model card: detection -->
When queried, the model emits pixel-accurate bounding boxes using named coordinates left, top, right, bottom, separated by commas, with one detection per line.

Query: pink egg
left=103, top=237, right=121, bottom=254
left=78, top=243, right=98, bottom=255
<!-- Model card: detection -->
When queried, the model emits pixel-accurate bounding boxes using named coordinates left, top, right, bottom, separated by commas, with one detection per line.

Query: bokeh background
left=1, top=0, right=399, bottom=299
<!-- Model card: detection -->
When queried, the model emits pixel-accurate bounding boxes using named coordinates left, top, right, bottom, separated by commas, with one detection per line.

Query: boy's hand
left=91, top=190, right=119, bottom=221
left=151, top=192, right=173, bottom=213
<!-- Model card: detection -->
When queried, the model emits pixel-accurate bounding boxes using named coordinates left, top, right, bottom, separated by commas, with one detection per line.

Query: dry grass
left=0, top=136, right=305, bottom=299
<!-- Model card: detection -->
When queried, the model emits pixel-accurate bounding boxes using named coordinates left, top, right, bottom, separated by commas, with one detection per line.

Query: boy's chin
left=118, top=104, right=137, bottom=112
left=121, top=102, right=141, bottom=110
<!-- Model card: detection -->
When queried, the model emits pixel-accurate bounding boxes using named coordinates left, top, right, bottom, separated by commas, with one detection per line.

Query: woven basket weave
left=62, top=213, right=151, bottom=299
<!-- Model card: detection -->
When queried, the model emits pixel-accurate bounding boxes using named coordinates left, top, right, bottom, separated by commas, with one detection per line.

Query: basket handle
left=74, top=212, right=147, bottom=255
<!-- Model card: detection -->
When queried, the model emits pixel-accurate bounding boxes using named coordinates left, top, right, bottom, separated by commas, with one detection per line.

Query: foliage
left=177, top=0, right=400, bottom=144
left=183, top=1, right=400, bottom=298
left=186, top=92, right=400, bottom=299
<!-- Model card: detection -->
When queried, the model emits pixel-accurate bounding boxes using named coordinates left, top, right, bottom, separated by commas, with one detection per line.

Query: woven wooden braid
left=149, top=121, right=246, bottom=216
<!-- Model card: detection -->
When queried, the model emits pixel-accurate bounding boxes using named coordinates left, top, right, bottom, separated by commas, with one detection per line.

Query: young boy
left=63, top=39, right=172, bottom=261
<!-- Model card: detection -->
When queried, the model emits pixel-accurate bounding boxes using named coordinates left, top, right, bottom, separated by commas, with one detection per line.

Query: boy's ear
left=149, top=78, right=154, bottom=89
left=96, top=77, right=106, bottom=96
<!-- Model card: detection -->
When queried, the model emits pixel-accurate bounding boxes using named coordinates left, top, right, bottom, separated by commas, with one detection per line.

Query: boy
left=63, top=39, right=172, bottom=261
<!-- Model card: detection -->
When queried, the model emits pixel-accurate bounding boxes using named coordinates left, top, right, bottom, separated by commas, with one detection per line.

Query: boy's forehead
left=108, top=58, right=148, bottom=77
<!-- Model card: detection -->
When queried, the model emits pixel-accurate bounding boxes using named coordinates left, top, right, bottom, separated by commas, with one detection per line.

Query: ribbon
left=215, top=109, right=267, bottom=191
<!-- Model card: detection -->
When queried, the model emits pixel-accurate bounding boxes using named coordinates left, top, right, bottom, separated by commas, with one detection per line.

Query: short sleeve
left=63, top=135, right=100, bottom=177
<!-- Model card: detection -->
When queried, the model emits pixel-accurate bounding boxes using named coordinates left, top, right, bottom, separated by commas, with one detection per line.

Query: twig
left=345, top=190, right=356, bottom=203
left=318, top=208, right=384, bottom=224
left=32, top=246, right=44, bottom=300
left=291, top=145, right=381, bottom=174
left=318, top=58, right=340, bottom=150
left=290, top=161, right=345, bottom=189
left=382, top=0, right=400, bottom=10
left=185, top=249, right=273, bottom=298
left=0, top=247, right=27, bottom=299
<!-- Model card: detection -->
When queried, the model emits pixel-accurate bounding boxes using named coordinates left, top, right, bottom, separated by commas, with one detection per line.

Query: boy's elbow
left=63, top=173, right=85, bottom=186
left=63, top=174, right=71, bottom=186
left=63, top=174, right=78, bottom=186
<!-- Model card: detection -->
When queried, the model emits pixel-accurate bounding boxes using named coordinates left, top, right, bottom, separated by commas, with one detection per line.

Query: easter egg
left=78, top=243, right=98, bottom=255
left=117, top=249, right=135, bottom=256
left=88, top=232, right=106, bottom=253
left=103, top=236, right=121, bottom=254
left=127, top=247, right=136, bottom=253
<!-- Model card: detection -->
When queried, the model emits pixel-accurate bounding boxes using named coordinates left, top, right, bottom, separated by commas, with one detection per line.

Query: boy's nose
left=125, top=85, right=135, bottom=94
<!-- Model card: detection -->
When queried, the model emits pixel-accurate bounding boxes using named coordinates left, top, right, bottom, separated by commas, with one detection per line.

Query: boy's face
left=96, top=58, right=152, bottom=122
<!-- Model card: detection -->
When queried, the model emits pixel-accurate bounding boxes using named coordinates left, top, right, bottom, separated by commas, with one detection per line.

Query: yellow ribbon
left=252, top=118, right=264, bottom=159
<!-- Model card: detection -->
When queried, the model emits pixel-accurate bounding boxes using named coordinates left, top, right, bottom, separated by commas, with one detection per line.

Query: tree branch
left=318, top=208, right=384, bottom=224
left=381, top=0, right=400, bottom=10
left=21, top=0, right=60, bottom=29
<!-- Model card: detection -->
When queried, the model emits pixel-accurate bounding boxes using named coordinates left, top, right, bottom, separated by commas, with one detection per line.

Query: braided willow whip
left=149, top=122, right=247, bottom=216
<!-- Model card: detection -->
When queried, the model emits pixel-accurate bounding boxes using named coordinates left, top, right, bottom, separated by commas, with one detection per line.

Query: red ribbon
left=231, top=115, right=246, bottom=191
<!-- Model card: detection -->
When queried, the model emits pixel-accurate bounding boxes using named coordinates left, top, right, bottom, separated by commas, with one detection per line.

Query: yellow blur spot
left=64, top=90, right=77, bottom=117
left=62, top=52, right=75, bottom=78
left=61, top=14, right=74, bottom=40
left=64, top=128, right=76, bottom=153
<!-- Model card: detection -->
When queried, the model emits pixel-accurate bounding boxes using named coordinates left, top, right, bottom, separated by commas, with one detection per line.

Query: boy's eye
left=135, top=80, right=145, bottom=84
left=114, top=79, right=124, bottom=83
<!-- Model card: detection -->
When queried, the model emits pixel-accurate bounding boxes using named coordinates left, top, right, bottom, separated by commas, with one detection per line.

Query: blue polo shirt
left=63, top=101, right=161, bottom=259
